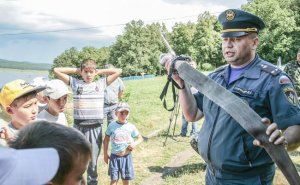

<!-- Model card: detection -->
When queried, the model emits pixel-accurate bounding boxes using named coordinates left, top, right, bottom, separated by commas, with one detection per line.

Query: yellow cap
left=0, top=79, right=45, bottom=108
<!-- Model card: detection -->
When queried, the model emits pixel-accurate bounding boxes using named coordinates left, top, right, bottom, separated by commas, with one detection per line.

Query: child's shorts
left=108, top=153, right=134, bottom=180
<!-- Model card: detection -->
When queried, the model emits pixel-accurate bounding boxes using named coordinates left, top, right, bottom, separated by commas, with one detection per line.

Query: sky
left=0, top=0, right=248, bottom=64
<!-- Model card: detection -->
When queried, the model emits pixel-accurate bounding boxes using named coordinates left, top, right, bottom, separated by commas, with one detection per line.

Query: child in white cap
left=31, top=76, right=48, bottom=112
left=37, top=79, right=71, bottom=126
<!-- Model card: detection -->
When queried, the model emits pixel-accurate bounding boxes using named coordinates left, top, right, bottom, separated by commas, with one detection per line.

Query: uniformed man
left=163, top=9, right=300, bottom=185
left=103, top=64, right=125, bottom=125
left=284, top=49, right=300, bottom=97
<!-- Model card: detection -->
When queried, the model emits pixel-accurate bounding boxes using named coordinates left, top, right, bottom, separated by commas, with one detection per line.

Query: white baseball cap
left=116, top=102, right=130, bottom=112
left=0, top=147, right=59, bottom=185
left=31, top=76, right=49, bottom=87
left=44, top=79, right=71, bottom=99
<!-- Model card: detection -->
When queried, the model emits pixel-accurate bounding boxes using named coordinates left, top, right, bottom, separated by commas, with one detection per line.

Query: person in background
left=163, top=9, right=300, bottom=185
left=103, top=102, right=143, bottom=185
left=32, top=76, right=49, bottom=112
left=180, top=60, right=198, bottom=137
left=53, top=58, right=122, bottom=185
left=104, top=64, right=125, bottom=126
left=10, top=120, right=92, bottom=185
left=0, top=79, right=45, bottom=142
left=284, top=49, right=300, bottom=97
left=37, top=79, right=71, bottom=126
left=0, top=147, right=59, bottom=185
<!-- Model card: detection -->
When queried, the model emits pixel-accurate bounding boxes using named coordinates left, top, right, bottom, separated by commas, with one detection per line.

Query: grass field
left=88, top=76, right=299, bottom=185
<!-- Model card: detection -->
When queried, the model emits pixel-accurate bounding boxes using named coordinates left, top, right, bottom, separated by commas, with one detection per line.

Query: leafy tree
left=243, top=0, right=299, bottom=63
left=108, top=20, right=163, bottom=76
left=50, top=0, right=299, bottom=75
left=289, top=0, right=300, bottom=60
left=143, top=23, right=167, bottom=75
left=170, top=22, right=196, bottom=58
left=50, top=46, right=111, bottom=79
left=193, top=11, right=223, bottom=69
left=79, top=46, right=110, bottom=68
left=50, top=47, right=80, bottom=78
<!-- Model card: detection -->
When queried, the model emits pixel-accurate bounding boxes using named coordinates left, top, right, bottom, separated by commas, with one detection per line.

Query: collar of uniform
left=238, top=54, right=261, bottom=79
left=219, top=54, right=260, bottom=80
left=219, top=66, right=230, bottom=81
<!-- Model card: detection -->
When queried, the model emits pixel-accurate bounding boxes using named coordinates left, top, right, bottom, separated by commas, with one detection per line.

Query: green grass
left=94, top=75, right=300, bottom=185
left=63, top=76, right=194, bottom=184
left=123, top=76, right=174, bottom=135
left=95, top=76, right=197, bottom=184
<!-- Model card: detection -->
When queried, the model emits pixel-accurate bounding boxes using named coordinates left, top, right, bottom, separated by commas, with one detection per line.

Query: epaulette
left=260, top=63, right=281, bottom=76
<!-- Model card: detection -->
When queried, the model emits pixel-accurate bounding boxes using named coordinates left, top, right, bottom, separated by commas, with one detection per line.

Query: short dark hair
left=80, top=58, right=97, bottom=70
left=9, top=121, right=91, bottom=184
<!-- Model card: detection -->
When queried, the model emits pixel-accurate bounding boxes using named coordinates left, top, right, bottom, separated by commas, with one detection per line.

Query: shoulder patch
left=283, top=85, right=298, bottom=106
left=260, top=64, right=281, bottom=76
left=279, top=75, right=292, bottom=84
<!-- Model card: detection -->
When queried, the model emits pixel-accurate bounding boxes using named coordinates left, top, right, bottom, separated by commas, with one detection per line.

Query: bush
left=201, top=63, right=213, bottom=71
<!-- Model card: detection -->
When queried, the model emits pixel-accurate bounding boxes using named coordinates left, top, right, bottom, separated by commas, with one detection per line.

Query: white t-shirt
left=70, top=76, right=106, bottom=120
left=37, top=109, right=68, bottom=126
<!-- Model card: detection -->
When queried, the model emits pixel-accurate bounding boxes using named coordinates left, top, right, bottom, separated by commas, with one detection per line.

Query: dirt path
left=140, top=147, right=197, bottom=185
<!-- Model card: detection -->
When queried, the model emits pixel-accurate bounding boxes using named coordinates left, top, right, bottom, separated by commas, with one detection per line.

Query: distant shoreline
left=0, top=67, right=49, bottom=74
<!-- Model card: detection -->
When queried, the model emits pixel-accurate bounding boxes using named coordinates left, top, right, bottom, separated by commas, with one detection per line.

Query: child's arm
left=0, top=126, right=14, bottom=142
left=118, top=81, right=125, bottom=99
left=96, top=68, right=122, bottom=86
left=118, top=90, right=124, bottom=100
left=53, top=67, right=80, bottom=85
left=103, top=135, right=110, bottom=164
left=127, top=134, right=143, bottom=151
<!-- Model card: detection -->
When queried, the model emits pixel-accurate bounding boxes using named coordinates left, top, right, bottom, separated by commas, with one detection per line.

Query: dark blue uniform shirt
left=195, top=55, right=300, bottom=178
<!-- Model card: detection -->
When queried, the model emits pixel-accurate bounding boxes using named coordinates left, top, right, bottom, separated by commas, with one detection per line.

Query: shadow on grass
left=162, top=163, right=206, bottom=179
left=148, top=162, right=206, bottom=179
left=290, top=150, right=300, bottom=156
left=159, top=131, right=178, bottom=138
left=142, top=136, right=149, bottom=142
left=149, top=166, right=164, bottom=173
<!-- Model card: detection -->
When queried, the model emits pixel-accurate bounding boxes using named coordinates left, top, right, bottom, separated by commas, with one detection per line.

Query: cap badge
left=226, top=10, right=235, bottom=21
left=20, top=82, right=34, bottom=89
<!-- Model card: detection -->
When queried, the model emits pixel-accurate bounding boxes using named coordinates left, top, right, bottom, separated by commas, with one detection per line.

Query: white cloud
left=0, top=0, right=238, bottom=37
left=0, top=0, right=247, bottom=63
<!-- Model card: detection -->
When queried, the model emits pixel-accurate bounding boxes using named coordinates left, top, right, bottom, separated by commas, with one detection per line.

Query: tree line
left=51, top=0, right=300, bottom=77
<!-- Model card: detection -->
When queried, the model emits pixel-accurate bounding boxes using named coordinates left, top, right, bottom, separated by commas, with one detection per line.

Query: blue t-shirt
left=105, top=121, right=139, bottom=154
left=229, top=64, right=250, bottom=83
